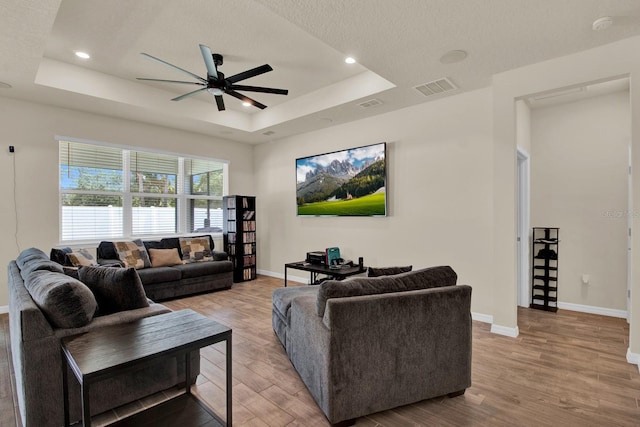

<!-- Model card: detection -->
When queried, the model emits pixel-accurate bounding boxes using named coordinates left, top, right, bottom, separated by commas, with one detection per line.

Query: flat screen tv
left=296, top=142, right=386, bottom=216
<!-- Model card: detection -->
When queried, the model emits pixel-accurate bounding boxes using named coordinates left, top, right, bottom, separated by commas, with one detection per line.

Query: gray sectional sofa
left=272, top=266, right=472, bottom=426
left=95, top=235, right=233, bottom=300
left=8, top=248, right=200, bottom=427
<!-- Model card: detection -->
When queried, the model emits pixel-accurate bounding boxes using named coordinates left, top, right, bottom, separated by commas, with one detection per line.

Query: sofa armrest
left=288, top=295, right=331, bottom=415
left=212, top=250, right=228, bottom=261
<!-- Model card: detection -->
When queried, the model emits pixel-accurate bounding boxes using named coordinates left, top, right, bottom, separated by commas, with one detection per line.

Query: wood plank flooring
left=1, top=275, right=639, bottom=426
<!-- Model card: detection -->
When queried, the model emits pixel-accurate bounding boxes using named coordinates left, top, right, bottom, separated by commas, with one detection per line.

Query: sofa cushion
left=148, top=248, right=183, bottom=267
left=16, top=247, right=49, bottom=269
left=172, top=261, right=232, bottom=279
left=19, top=259, right=65, bottom=281
left=25, top=270, right=97, bottom=328
left=179, top=237, right=213, bottom=263
left=79, top=266, right=150, bottom=315
left=136, top=266, right=182, bottom=284
left=97, top=241, right=119, bottom=260
left=67, top=249, right=99, bottom=267
left=367, top=265, right=413, bottom=277
left=316, top=265, right=457, bottom=316
left=114, top=239, right=152, bottom=269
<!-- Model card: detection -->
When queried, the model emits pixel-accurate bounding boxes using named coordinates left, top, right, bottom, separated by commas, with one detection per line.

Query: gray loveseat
left=9, top=248, right=200, bottom=427
left=272, top=266, right=472, bottom=426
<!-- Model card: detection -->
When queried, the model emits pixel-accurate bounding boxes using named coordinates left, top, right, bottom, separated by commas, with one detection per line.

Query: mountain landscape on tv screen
left=296, top=144, right=386, bottom=216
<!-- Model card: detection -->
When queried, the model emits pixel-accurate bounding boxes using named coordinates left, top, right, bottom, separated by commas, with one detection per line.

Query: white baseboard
left=557, top=302, right=627, bottom=319
left=257, top=269, right=308, bottom=285
left=471, top=312, right=493, bottom=324
left=472, top=312, right=520, bottom=337
left=0, top=305, right=8, bottom=315
left=490, top=324, right=520, bottom=338
left=627, top=348, right=640, bottom=373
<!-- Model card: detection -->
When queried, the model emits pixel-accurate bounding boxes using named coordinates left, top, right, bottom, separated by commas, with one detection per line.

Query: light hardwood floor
left=2, top=275, right=639, bottom=426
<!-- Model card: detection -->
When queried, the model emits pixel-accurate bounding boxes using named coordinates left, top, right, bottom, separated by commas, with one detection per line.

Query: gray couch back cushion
left=25, top=270, right=97, bottom=328
left=316, top=265, right=457, bottom=317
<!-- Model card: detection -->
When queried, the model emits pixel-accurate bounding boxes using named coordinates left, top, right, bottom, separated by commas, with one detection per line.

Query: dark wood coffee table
left=284, top=261, right=367, bottom=287
left=61, top=309, right=232, bottom=427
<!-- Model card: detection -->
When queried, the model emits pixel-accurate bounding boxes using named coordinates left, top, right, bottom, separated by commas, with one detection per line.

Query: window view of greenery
left=59, top=141, right=227, bottom=241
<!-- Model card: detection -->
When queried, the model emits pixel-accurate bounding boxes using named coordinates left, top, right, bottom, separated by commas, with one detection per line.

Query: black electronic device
left=306, top=251, right=326, bottom=265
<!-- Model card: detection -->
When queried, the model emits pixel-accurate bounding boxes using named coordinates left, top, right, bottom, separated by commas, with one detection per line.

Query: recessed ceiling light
left=592, top=16, right=613, bottom=31
left=439, top=50, right=468, bottom=64
left=242, top=102, right=251, bottom=107
left=75, top=51, right=90, bottom=59
left=345, top=57, right=356, bottom=64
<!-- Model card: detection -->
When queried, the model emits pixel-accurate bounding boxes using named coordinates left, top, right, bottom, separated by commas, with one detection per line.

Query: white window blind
left=59, top=140, right=228, bottom=242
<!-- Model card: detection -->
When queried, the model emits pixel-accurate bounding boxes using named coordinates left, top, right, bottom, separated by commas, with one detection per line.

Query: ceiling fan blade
left=199, top=44, right=218, bottom=80
left=171, top=87, right=207, bottom=101
left=226, top=90, right=267, bottom=109
left=137, top=78, right=206, bottom=86
left=215, top=95, right=225, bottom=111
left=230, top=84, right=288, bottom=95
left=226, top=64, right=273, bottom=84
left=140, top=52, right=207, bottom=84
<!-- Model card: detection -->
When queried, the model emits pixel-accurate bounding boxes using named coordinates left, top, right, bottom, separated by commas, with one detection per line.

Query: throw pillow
left=114, top=239, right=151, bottom=269
left=78, top=266, right=149, bottom=315
left=179, top=237, right=213, bottom=263
left=50, top=247, right=73, bottom=265
left=148, top=248, right=183, bottom=267
left=67, top=249, right=99, bottom=267
left=367, top=265, right=413, bottom=277
left=25, top=270, right=97, bottom=328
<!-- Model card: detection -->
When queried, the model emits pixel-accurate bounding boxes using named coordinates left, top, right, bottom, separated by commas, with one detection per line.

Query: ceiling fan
left=137, top=44, right=288, bottom=111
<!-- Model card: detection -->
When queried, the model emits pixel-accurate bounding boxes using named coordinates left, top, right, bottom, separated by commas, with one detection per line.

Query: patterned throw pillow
left=114, top=239, right=151, bottom=269
left=179, top=237, right=213, bottom=263
left=67, top=249, right=99, bottom=267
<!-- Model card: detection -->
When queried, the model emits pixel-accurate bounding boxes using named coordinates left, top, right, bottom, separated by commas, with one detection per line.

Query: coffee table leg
left=284, top=266, right=288, bottom=287
left=226, top=335, right=232, bottom=426
left=185, top=352, right=191, bottom=394
left=82, top=382, right=90, bottom=427
left=62, top=350, right=69, bottom=427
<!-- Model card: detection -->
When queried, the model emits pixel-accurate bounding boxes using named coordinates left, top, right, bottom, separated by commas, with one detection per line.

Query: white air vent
left=263, top=130, right=275, bottom=136
left=414, top=77, right=458, bottom=97
left=358, top=98, right=383, bottom=108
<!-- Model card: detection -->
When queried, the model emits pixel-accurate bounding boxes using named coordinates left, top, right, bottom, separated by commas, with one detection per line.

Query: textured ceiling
left=1, top=0, right=640, bottom=143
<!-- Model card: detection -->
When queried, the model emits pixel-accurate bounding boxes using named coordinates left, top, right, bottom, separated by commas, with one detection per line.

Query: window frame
left=58, top=137, right=229, bottom=244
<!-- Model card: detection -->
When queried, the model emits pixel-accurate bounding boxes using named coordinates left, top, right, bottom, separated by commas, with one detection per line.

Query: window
left=59, top=140, right=228, bottom=242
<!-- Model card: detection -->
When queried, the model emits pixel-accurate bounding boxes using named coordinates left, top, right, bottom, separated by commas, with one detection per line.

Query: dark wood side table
left=284, top=261, right=367, bottom=287
left=61, top=309, right=232, bottom=427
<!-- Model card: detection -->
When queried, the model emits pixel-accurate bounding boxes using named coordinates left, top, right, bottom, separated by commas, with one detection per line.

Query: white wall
left=531, top=91, right=629, bottom=311
left=0, top=97, right=254, bottom=307
left=254, top=88, right=496, bottom=316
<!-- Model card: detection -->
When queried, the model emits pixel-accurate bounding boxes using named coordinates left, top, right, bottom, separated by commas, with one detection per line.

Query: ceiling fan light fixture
left=207, top=88, right=224, bottom=96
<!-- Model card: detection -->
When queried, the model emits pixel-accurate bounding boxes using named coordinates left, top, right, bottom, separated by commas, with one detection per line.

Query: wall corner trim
left=627, top=348, right=640, bottom=373
left=490, top=324, right=520, bottom=338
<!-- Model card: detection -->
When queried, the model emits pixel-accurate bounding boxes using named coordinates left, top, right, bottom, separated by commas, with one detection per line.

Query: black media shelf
left=530, top=227, right=559, bottom=312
